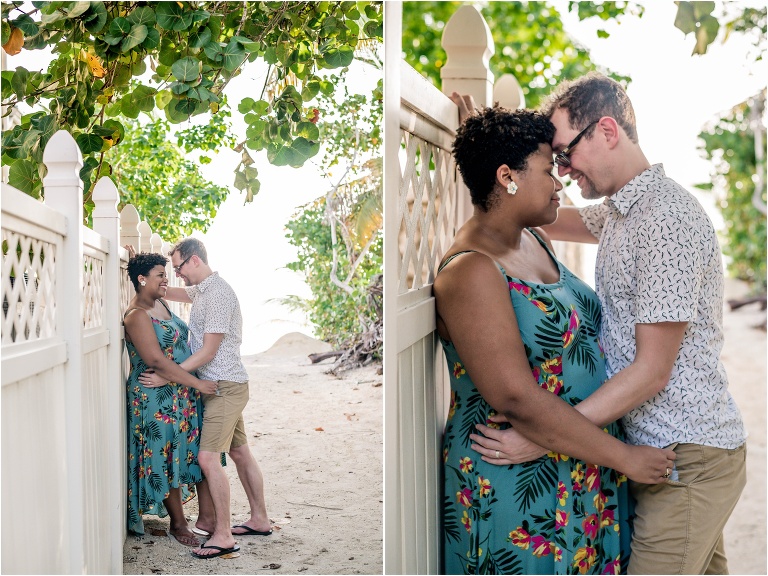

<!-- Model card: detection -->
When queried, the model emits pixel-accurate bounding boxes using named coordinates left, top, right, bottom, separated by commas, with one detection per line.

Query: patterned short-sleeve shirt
left=185, top=272, right=248, bottom=383
left=579, top=164, right=746, bottom=449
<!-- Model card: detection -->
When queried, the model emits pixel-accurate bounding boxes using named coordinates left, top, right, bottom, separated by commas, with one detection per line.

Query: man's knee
left=228, top=443, right=253, bottom=464
left=197, top=450, right=224, bottom=471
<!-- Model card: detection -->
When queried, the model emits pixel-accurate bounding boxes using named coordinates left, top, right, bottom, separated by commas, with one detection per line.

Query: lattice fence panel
left=398, top=130, right=458, bottom=294
left=82, top=254, right=104, bottom=329
left=1, top=229, right=57, bottom=344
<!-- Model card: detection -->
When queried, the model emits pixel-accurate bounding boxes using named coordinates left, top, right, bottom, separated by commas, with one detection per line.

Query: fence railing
left=1, top=129, right=186, bottom=574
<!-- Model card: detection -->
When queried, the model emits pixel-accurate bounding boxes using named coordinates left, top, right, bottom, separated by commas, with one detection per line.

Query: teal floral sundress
left=440, top=230, right=633, bottom=574
left=125, top=301, right=204, bottom=535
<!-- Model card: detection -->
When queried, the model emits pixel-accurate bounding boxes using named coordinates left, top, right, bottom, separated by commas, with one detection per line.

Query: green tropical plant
left=283, top=70, right=382, bottom=357
left=696, top=91, right=767, bottom=290
left=108, top=114, right=235, bottom=240
left=1, top=0, right=383, bottom=217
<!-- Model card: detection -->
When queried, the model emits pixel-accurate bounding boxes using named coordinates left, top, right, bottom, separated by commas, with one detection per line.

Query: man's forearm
left=573, top=362, right=666, bottom=428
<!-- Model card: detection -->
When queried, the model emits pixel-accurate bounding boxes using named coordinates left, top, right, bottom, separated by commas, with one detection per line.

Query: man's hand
left=138, top=370, right=168, bottom=388
left=124, top=244, right=136, bottom=259
left=471, top=423, right=549, bottom=465
left=449, top=92, right=478, bottom=124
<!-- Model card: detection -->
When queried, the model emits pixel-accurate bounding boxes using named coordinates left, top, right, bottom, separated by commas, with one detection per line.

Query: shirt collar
left=606, top=163, right=665, bottom=216
left=196, top=271, right=219, bottom=293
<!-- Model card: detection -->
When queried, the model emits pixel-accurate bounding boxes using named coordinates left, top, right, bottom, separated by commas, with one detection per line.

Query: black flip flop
left=191, top=544, right=240, bottom=559
left=231, top=524, right=273, bottom=536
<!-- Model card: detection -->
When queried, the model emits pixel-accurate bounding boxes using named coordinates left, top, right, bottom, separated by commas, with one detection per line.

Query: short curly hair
left=452, top=106, right=555, bottom=211
left=127, top=252, right=168, bottom=291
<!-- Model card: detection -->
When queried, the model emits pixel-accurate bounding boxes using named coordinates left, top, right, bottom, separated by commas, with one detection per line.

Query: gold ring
left=663, top=467, right=671, bottom=479
left=495, top=450, right=500, bottom=459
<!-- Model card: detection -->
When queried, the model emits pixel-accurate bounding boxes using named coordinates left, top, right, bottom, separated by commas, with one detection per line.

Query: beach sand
left=721, top=278, right=766, bottom=575
left=123, top=332, right=383, bottom=575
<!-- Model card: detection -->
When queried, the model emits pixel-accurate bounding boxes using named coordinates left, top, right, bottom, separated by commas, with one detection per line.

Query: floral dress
left=125, top=301, right=203, bottom=535
left=440, top=231, right=633, bottom=574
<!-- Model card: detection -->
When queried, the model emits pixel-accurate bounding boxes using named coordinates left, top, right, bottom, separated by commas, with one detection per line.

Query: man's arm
left=541, top=206, right=599, bottom=244
left=164, top=287, right=192, bottom=303
left=574, top=321, right=688, bottom=427
left=179, top=332, right=224, bottom=373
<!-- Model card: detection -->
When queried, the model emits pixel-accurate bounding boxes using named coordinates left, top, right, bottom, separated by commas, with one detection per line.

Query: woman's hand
left=471, top=423, right=549, bottom=465
left=619, top=445, right=677, bottom=484
left=138, top=369, right=169, bottom=388
left=197, top=379, right=218, bottom=395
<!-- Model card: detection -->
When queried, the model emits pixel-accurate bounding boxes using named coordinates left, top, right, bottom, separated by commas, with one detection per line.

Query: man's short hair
left=169, top=237, right=208, bottom=265
left=540, top=72, right=639, bottom=143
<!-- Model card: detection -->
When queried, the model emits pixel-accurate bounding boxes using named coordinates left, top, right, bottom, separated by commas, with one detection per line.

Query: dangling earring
left=140, top=280, right=146, bottom=287
left=507, top=180, right=518, bottom=195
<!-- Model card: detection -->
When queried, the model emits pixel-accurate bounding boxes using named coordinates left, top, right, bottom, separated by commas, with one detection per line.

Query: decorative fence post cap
left=92, top=177, right=119, bottom=218
left=441, top=5, right=495, bottom=81
left=493, top=74, right=526, bottom=110
left=42, top=130, right=83, bottom=165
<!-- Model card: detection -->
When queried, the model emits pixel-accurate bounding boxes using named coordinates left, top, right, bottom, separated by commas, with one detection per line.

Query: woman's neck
left=134, top=293, right=158, bottom=311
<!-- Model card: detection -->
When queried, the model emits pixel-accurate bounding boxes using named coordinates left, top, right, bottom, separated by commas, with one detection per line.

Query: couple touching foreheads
left=437, top=73, right=747, bottom=574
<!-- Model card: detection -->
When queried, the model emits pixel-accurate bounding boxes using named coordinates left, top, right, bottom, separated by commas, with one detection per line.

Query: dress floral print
left=125, top=303, right=204, bottom=535
left=439, top=230, right=633, bottom=574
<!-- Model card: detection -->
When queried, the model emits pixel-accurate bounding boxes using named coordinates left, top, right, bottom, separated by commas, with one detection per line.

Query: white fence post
left=150, top=232, right=162, bottom=253
left=138, top=221, right=152, bottom=253
left=494, top=73, right=526, bottom=110
left=91, top=176, right=125, bottom=573
left=441, top=5, right=495, bottom=107
left=383, top=3, right=403, bottom=573
left=42, top=129, right=85, bottom=573
left=120, top=204, right=140, bottom=251
left=441, top=4, right=495, bottom=227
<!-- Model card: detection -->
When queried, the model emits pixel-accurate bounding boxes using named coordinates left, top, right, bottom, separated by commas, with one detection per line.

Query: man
left=466, top=74, right=747, bottom=574
left=162, top=238, right=272, bottom=559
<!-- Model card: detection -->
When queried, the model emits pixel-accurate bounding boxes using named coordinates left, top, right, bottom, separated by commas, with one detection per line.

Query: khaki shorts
left=199, top=380, right=249, bottom=453
left=628, top=442, right=747, bottom=575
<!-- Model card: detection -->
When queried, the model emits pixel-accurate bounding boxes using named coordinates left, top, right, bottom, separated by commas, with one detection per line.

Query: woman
left=124, top=252, right=218, bottom=546
left=434, top=105, right=675, bottom=574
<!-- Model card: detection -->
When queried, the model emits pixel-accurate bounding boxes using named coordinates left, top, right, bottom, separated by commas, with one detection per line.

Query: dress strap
left=437, top=250, right=508, bottom=278
left=437, top=250, right=477, bottom=274
left=158, top=299, right=173, bottom=316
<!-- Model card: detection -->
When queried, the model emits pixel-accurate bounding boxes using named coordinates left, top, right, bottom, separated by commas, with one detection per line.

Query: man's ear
left=597, top=117, right=621, bottom=149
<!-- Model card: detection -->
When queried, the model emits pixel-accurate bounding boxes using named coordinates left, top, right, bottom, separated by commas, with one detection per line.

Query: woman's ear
left=496, top=164, right=514, bottom=188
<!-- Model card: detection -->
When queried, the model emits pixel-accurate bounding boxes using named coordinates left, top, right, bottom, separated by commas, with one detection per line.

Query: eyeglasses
left=173, top=255, right=192, bottom=274
left=554, top=120, right=599, bottom=167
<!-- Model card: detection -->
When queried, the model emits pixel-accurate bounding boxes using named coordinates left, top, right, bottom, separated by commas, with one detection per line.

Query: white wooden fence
left=1, top=130, right=186, bottom=574
left=384, top=5, right=582, bottom=573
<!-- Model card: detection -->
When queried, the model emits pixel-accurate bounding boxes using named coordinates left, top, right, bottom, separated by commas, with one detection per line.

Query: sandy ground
left=123, top=332, right=383, bottom=575
left=720, top=279, right=766, bottom=575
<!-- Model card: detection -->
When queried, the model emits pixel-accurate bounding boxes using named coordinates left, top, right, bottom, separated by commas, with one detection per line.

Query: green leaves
left=1, top=0, right=384, bottom=226
left=171, top=57, right=201, bottom=82
left=674, top=1, right=720, bottom=55
left=156, top=2, right=194, bottom=31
